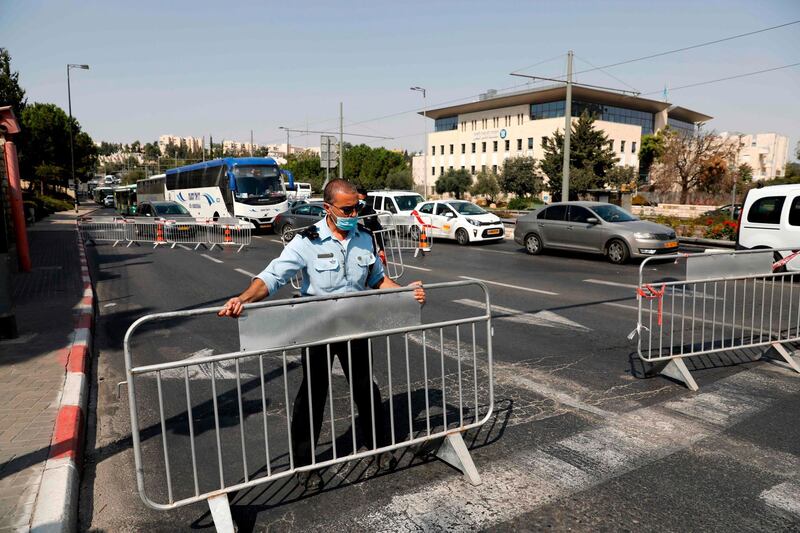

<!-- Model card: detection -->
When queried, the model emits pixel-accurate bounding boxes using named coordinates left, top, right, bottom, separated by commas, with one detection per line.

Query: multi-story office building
left=158, top=135, right=203, bottom=154
left=719, top=132, right=789, bottom=181
left=415, top=85, right=711, bottom=196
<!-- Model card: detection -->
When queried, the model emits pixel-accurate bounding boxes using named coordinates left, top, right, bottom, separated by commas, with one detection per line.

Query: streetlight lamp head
left=68, top=64, right=90, bottom=70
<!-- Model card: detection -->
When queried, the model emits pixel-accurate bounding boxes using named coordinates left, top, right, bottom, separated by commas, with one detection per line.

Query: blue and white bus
left=164, top=158, right=293, bottom=227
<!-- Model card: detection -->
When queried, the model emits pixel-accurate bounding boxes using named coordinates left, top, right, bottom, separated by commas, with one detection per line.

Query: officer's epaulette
left=300, top=226, right=320, bottom=240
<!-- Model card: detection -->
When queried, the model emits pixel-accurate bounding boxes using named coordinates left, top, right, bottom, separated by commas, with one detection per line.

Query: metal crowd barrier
left=123, top=280, right=494, bottom=532
left=383, top=214, right=433, bottom=256
left=631, top=248, right=800, bottom=390
left=78, top=218, right=251, bottom=252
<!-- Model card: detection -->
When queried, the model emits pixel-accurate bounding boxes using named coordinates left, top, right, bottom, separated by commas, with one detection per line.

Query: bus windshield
left=232, top=165, right=284, bottom=202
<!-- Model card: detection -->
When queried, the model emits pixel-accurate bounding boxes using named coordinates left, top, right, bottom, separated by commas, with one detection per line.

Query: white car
left=414, top=200, right=505, bottom=245
left=738, top=183, right=800, bottom=270
left=367, top=190, right=425, bottom=217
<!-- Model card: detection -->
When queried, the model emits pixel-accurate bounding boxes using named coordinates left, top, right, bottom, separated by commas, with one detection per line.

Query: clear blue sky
left=2, top=0, right=798, bottom=159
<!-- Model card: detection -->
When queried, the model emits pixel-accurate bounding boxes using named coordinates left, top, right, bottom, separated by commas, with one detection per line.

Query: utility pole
left=250, top=129, right=254, bottom=156
left=339, top=102, right=344, bottom=180
left=285, top=128, right=290, bottom=160
left=561, top=50, right=573, bottom=202
left=411, top=87, right=427, bottom=197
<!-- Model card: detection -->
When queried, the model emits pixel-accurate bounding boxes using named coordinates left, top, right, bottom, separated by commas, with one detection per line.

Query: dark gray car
left=274, top=202, right=325, bottom=240
left=513, top=201, right=678, bottom=264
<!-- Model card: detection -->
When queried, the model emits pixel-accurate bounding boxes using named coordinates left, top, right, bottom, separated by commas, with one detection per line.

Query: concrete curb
left=30, top=224, right=94, bottom=533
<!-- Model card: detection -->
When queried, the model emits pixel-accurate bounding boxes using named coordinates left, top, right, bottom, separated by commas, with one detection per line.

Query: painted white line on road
left=343, top=368, right=784, bottom=531
left=471, top=248, right=518, bottom=255
left=269, top=239, right=283, bottom=244
left=155, top=349, right=256, bottom=380
left=456, top=298, right=590, bottom=331
left=458, top=276, right=558, bottom=296
left=252, top=235, right=264, bottom=239
left=177, top=244, right=192, bottom=251
left=389, top=261, right=431, bottom=272
left=235, top=268, right=258, bottom=278
left=760, top=480, right=800, bottom=517
left=584, top=278, right=637, bottom=289
left=201, top=254, right=224, bottom=264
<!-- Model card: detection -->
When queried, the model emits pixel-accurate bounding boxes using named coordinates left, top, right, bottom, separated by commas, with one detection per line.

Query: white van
left=290, top=182, right=312, bottom=199
left=367, top=190, right=425, bottom=216
left=737, top=183, right=800, bottom=270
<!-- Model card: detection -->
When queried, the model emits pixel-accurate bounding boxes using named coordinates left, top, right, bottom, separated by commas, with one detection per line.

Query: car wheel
left=455, top=228, right=470, bottom=246
left=525, top=233, right=543, bottom=255
left=281, top=224, right=295, bottom=242
left=607, top=239, right=629, bottom=264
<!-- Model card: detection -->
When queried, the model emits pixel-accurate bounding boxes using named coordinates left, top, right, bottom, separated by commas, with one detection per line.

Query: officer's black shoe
left=296, top=470, right=324, bottom=491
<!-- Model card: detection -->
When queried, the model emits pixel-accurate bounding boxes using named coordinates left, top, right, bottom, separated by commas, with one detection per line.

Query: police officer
left=219, top=179, right=425, bottom=489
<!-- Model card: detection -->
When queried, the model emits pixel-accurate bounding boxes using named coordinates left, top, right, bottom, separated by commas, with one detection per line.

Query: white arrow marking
left=454, top=299, right=590, bottom=331
left=155, top=349, right=256, bottom=380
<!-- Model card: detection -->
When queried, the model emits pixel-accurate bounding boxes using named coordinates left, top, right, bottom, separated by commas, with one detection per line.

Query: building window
left=432, top=166, right=435, bottom=176
left=530, top=100, right=655, bottom=135
left=517, top=139, right=522, bottom=150
left=471, top=143, right=476, bottom=153
left=461, top=165, right=465, bottom=170
left=632, top=141, right=637, bottom=154
left=471, top=120, right=476, bottom=130
left=517, top=113, right=524, bottom=125
left=461, top=143, right=466, bottom=154
left=505, top=139, right=510, bottom=151
left=541, top=137, right=548, bottom=148
left=527, top=137, right=534, bottom=149
left=493, top=141, right=498, bottom=152
left=434, top=116, right=458, bottom=132
left=432, top=146, right=435, bottom=156
left=440, top=145, right=444, bottom=155
left=449, top=144, right=454, bottom=155
left=482, top=142, right=487, bottom=153
left=492, top=165, right=498, bottom=173
left=620, top=140, right=626, bottom=153
left=440, top=166, right=444, bottom=176
left=471, top=165, right=475, bottom=174
left=608, top=139, right=614, bottom=150
left=481, top=165, right=486, bottom=173
left=449, top=166, right=453, bottom=171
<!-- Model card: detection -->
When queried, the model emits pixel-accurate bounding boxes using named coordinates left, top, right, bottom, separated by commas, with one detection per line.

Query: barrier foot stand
left=435, top=432, right=482, bottom=485
left=769, top=342, right=800, bottom=373
left=660, top=358, right=699, bottom=391
left=207, top=493, right=235, bottom=533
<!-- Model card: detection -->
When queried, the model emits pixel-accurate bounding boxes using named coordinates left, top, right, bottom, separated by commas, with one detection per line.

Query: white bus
left=136, top=174, right=166, bottom=203
left=163, top=158, right=290, bottom=227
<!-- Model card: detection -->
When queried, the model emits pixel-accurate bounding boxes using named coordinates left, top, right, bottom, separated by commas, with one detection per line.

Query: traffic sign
left=320, top=135, right=338, bottom=169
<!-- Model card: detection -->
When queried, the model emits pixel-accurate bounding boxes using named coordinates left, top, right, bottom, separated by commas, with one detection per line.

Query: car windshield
left=591, top=204, right=638, bottom=223
left=154, top=203, right=190, bottom=216
left=395, top=195, right=424, bottom=211
left=448, top=202, right=486, bottom=215
left=233, top=165, right=283, bottom=199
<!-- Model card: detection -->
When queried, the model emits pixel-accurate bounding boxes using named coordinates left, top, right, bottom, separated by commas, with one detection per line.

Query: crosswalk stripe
left=455, top=298, right=590, bottom=331
left=200, top=254, right=224, bottom=264
left=458, top=276, right=558, bottom=296
left=234, top=268, right=257, bottom=277
left=760, top=480, right=800, bottom=517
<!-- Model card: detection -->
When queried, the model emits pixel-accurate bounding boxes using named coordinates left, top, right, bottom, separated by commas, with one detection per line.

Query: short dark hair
left=356, top=187, right=368, bottom=196
left=323, top=179, right=358, bottom=203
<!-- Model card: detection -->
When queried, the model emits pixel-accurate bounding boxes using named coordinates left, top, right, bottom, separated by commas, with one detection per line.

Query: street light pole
left=411, top=86, right=427, bottom=197
left=67, top=64, right=89, bottom=213
left=561, top=50, right=573, bottom=203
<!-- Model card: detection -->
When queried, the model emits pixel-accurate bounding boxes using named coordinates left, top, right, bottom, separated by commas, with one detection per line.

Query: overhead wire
left=640, top=62, right=800, bottom=96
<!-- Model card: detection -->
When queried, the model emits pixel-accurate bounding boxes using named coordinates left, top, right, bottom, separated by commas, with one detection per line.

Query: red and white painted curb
left=30, top=225, right=94, bottom=533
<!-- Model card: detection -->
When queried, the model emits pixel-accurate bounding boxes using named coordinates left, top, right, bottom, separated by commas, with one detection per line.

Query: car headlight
left=634, top=232, right=656, bottom=239
left=466, top=218, right=481, bottom=226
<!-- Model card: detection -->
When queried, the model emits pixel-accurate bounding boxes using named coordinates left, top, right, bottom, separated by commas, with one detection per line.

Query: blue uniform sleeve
left=367, top=251, right=386, bottom=288
left=256, top=237, right=306, bottom=295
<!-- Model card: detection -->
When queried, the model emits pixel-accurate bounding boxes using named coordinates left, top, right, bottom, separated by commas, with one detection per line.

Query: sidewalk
left=0, top=206, right=96, bottom=532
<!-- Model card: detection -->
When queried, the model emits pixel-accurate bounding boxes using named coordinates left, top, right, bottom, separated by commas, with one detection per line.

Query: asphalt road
left=79, top=210, right=800, bottom=532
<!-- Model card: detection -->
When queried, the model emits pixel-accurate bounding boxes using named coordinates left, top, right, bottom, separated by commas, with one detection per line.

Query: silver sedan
left=513, top=201, right=678, bottom=264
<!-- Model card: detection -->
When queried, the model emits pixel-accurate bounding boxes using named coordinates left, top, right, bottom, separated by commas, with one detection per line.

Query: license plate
left=665, top=241, right=678, bottom=248
left=487, top=229, right=501, bottom=235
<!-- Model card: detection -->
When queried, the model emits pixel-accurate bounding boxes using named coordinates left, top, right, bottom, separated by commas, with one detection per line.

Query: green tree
left=638, top=132, right=666, bottom=179
left=499, top=156, right=542, bottom=198
left=284, top=152, right=325, bottom=192
left=0, top=48, right=26, bottom=118
left=435, top=168, right=472, bottom=198
left=539, top=110, right=619, bottom=200
left=143, top=142, right=160, bottom=161
left=121, top=169, right=146, bottom=185
left=604, top=165, right=637, bottom=189
left=737, top=163, right=753, bottom=183
left=384, top=167, right=413, bottom=189
left=470, top=170, right=500, bottom=203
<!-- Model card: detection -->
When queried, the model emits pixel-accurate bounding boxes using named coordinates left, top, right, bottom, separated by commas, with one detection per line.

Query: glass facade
left=530, top=100, right=655, bottom=135
left=667, top=117, right=696, bottom=136
left=435, top=116, right=458, bottom=132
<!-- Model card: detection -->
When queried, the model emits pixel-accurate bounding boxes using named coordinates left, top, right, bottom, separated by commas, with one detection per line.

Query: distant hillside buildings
left=719, top=132, right=789, bottom=181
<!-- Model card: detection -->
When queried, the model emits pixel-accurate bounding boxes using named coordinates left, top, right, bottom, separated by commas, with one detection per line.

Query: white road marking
left=472, top=248, right=518, bottom=255
left=269, top=239, right=283, bottom=244
left=342, top=369, right=786, bottom=531
left=388, top=261, right=431, bottom=272
left=252, top=235, right=264, bottom=239
left=455, top=298, right=590, bottom=331
left=584, top=278, right=637, bottom=289
left=103, top=303, right=117, bottom=308
left=760, top=480, right=800, bottom=517
left=177, top=244, right=192, bottom=251
left=235, top=268, right=258, bottom=277
left=155, top=349, right=256, bottom=380
left=201, top=254, right=224, bottom=264
left=458, top=276, right=558, bottom=296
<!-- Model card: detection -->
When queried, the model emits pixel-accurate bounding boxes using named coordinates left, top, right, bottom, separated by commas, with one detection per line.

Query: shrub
left=507, top=197, right=531, bottom=210
left=36, top=194, right=73, bottom=212
left=631, top=194, right=652, bottom=206
left=704, top=219, right=737, bottom=240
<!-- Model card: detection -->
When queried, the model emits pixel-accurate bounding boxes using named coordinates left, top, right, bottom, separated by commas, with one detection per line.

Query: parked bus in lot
left=113, top=184, right=137, bottom=216
left=136, top=174, right=167, bottom=203
left=163, top=158, right=291, bottom=227
left=92, top=186, right=113, bottom=204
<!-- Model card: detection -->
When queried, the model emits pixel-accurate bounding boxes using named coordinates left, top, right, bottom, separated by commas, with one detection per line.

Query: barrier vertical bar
left=691, top=284, right=697, bottom=351
left=258, top=354, right=271, bottom=477
left=367, top=339, right=376, bottom=450
left=305, top=347, right=316, bottom=465
left=422, top=331, right=431, bottom=436
left=730, top=280, right=737, bottom=348
left=741, top=279, right=747, bottom=346
left=326, top=345, right=337, bottom=460
left=281, top=351, right=294, bottom=470
left=778, top=277, right=785, bottom=340
left=347, top=341, right=356, bottom=454
left=156, top=371, right=174, bottom=504
left=235, top=358, right=249, bottom=482
left=404, top=334, right=413, bottom=441
left=680, top=286, right=686, bottom=355
left=440, top=329, right=447, bottom=428
left=472, top=323, right=478, bottom=424
left=456, top=326, right=463, bottom=427
left=183, top=368, right=200, bottom=497
left=386, top=337, right=395, bottom=445
left=721, top=281, right=728, bottom=349
left=210, top=362, right=225, bottom=488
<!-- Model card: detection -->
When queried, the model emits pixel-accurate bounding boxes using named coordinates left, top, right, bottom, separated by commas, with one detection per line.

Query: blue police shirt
left=256, top=218, right=385, bottom=296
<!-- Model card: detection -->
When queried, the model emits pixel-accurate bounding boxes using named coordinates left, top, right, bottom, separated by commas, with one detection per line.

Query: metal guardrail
left=631, top=248, right=800, bottom=390
left=123, top=281, right=494, bottom=531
